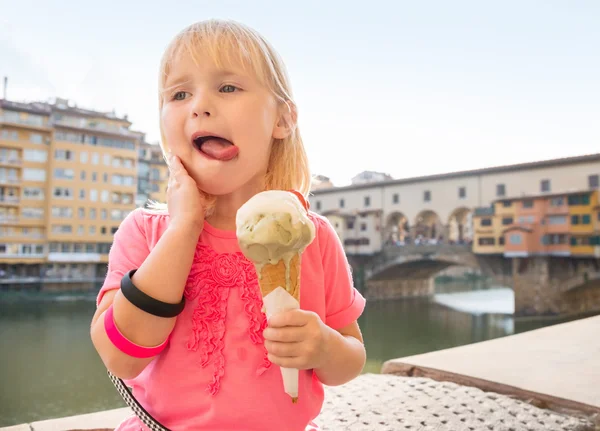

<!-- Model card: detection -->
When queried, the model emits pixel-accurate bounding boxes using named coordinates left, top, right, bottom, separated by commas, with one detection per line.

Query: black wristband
left=120, top=269, right=185, bottom=318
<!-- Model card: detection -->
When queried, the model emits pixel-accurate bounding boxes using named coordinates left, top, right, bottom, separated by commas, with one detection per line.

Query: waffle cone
left=256, top=254, right=301, bottom=301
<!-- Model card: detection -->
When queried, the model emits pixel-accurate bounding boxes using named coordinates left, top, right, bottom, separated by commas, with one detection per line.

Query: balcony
left=0, top=196, right=19, bottom=205
left=0, top=178, right=20, bottom=186
left=51, top=119, right=140, bottom=139
left=0, top=116, right=51, bottom=131
left=0, top=158, right=22, bottom=167
left=0, top=216, right=19, bottom=224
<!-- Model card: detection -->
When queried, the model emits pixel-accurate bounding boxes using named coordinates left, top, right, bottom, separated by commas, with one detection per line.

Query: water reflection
left=0, top=291, right=573, bottom=427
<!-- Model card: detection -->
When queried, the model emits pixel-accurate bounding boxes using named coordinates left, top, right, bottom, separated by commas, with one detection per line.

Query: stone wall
left=366, top=278, right=434, bottom=300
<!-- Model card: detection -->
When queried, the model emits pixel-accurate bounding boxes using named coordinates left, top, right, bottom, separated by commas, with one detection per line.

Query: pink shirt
left=98, top=208, right=366, bottom=431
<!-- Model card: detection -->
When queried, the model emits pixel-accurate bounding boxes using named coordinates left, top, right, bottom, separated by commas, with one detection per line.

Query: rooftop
left=312, top=153, right=600, bottom=195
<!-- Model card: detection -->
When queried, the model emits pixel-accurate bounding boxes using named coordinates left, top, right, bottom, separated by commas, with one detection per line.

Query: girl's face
left=161, top=51, right=289, bottom=196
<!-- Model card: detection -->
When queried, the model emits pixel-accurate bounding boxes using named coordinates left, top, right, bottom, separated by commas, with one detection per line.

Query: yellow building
left=471, top=200, right=515, bottom=254
left=0, top=98, right=145, bottom=290
left=568, top=191, right=599, bottom=256
left=137, top=141, right=168, bottom=205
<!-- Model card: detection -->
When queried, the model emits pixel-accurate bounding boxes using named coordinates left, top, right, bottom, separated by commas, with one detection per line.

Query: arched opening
left=448, top=207, right=473, bottom=245
left=414, top=210, right=442, bottom=243
left=385, top=212, right=410, bottom=245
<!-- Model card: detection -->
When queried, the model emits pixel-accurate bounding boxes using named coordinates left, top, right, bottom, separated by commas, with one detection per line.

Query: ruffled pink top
left=97, top=208, right=366, bottom=431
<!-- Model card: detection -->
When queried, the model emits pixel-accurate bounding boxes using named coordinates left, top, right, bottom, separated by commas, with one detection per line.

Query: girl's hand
left=263, top=310, right=331, bottom=370
left=167, top=154, right=206, bottom=233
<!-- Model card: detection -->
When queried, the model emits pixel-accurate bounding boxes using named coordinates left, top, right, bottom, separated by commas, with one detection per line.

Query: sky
left=1, top=0, right=598, bottom=186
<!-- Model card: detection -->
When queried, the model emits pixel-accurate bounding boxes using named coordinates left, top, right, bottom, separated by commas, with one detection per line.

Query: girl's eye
left=172, top=91, right=189, bottom=101
left=220, top=85, right=238, bottom=93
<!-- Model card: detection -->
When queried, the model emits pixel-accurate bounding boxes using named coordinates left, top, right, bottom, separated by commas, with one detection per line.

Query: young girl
left=90, top=19, right=366, bottom=431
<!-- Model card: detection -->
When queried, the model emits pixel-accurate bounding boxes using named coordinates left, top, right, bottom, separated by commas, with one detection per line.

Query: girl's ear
left=272, top=101, right=297, bottom=140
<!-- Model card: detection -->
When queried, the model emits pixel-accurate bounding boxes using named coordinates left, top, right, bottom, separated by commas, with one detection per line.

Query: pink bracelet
left=104, top=304, right=170, bottom=358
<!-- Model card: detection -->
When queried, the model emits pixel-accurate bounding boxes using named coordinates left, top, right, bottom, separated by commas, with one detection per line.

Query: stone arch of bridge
left=385, top=211, right=410, bottom=245
left=413, top=210, right=443, bottom=242
left=447, top=207, right=473, bottom=245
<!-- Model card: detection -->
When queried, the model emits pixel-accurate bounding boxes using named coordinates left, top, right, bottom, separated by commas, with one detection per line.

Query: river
left=0, top=283, right=576, bottom=427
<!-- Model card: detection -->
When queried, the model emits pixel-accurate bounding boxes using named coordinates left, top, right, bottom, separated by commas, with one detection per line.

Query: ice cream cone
left=256, top=254, right=301, bottom=301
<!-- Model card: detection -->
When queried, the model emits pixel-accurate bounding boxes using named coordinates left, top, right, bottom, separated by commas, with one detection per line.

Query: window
left=101, top=190, right=109, bottom=203
left=103, top=154, right=111, bottom=166
left=111, top=209, right=122, bottom=220
left=80, top=171, right=86, bottom=181
left=568, top=194, right=591, bottom=206
left=89, top=226, right=96, bottom=234
left=80, top=151, right=88, bottom=163
left=92, top=172, right=97, bottom=182
left=502, top=217, right=513, bottom=225
left=53, top=187, right=73, bottom=199
left=518, top=215, right=535, bottom=224
left=1, top=130, right=18, bottom=140
left=498, top=237, right=505, bottom=245
left=90, top=208, right=97, bottom=219
left=360, top=223, right=367, bottom=231
left=101, top=226, right=107, bottom=235
left=338, top=199, right=345, bottom=208
left=547, top=215, right=566, bottom=225
left=522, top=200, right=534, bottom=208
left=571, top=215, right=580, bottom=225
left=458, top=187, right=466, bottom=199
left=24, top=149, right=47, bottom=162
left=30, top=133, right=43, bottom=144
left=22, top=187, right=44, bottom=200
left=21, top=207, right=44, bottom=219
left=23, top=168, right=46, bottom=181
left=103, top=173, right=108, bottom=183
left=589, top=175, right=599, bottom=189
left=502, top=200, right=511, bottom=207
left=364, top=196, right=370, bottom=207
left=423, top=191, right=431, bottom=202
left=79, top=189, right=85, bottom=199
left=393, top=193, right=399, bottom=204
left=51, top=206, right=73, bottom=218
left=550, top=197, right=564, bottom=206
left=78, top=208, right=85, bottom=219
left=52, top=225, right=72, bottom=234
left=315, top=201, right=321, bottom=211
left=509, top=234, right=522, bottom=245
left=91, top=153, right=99, bottom=165
left=540, top=179, right=550, bottom=192
left=111, top=227, right=118, bottom=234
left=54, top=168, right=74, bottom=180
left=54, top=149, right=73, bottom=161
left=101, top=209, right=107, bottom=220
left=496, top=184, right=506, bottom=197
left=347, top=221, right=354, bottom=230
left=478, top=237, right=495, bottom=246
left=582, top=214, right=591, bottom=224
left=480, top=218, right=492, bottom=227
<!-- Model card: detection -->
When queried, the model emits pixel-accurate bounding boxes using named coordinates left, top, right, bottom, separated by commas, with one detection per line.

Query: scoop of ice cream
left=236, top=190, right=315, bottom=265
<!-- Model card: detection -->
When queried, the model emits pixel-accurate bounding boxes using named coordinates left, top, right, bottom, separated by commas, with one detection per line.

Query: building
left=321, top=209, right=383, bottom=255
left=310, top=153, right=600, bottom=255
left=0, top=98, right=145, bottom=290
left=310, top=174, right=334, bottom=191
left=137, top=141, right=168, bottom=207
left=473, top=190, right=600, bottom=258
left=351, top=170, right=393, bottom=185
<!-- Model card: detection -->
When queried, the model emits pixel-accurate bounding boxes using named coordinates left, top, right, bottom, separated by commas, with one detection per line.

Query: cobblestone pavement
left=316, top=374, right=596, bottom=431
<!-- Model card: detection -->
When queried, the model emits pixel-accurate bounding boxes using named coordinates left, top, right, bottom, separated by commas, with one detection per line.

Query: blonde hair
left=149, top=19, right=311, bottom=213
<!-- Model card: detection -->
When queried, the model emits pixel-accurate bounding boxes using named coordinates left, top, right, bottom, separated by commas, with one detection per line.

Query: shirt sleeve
left=316, top=215, right=367, bottom=330
left=96, top=208, right=150, bottom=306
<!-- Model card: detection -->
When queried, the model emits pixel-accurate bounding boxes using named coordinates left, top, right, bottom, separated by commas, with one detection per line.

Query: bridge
left=350, top=244, right=600, bottom=318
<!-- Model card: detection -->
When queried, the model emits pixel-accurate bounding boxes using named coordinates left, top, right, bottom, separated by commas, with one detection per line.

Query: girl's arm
left=314, top=320, right=365, bottom=386
left=91, top=155, right=204, bottom=380
left=90, top=222, right=201, bottom=379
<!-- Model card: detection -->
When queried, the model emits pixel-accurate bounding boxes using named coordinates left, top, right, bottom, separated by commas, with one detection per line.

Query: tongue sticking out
left=199, top=138, right=239, bottom=161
